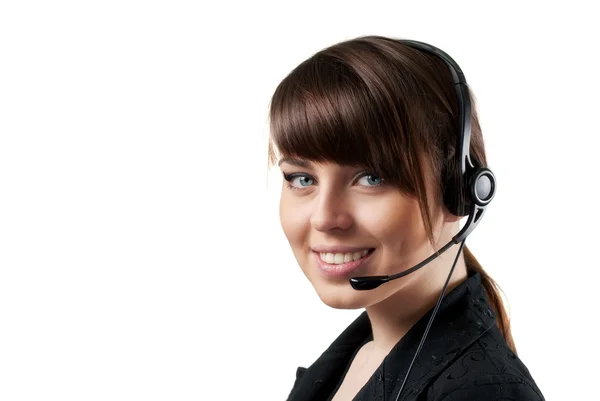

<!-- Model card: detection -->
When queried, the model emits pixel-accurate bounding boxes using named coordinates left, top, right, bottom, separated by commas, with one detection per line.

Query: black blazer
left=285, top=272, right=545, bottom=401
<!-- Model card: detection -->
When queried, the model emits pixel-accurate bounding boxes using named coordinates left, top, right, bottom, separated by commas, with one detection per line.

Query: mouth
left=314, top=248, right=375, bottom=278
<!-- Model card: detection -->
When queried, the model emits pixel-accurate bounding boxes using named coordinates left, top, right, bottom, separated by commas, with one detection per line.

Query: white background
left=1, top=1, right=598, bottom=400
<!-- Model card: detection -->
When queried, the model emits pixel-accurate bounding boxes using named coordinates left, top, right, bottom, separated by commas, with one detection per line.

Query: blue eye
left=357, top=173, right=383, bottom=186
left=283, top=173, right=314, bottom=190
left=292, top=176, right=314, bottom=187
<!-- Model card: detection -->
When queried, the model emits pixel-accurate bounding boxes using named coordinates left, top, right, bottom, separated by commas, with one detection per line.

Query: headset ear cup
left=470, top=167, right=496, bottom=206
left=442, top=159, right=471, bottom=217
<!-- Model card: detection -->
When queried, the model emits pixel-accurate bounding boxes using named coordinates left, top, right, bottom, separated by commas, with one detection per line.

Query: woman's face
left=279, top=157, right=454, bottom=310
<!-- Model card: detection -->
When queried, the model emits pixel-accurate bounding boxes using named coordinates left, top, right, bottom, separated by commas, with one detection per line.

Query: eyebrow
left=278, top=157, right=311, bottom=167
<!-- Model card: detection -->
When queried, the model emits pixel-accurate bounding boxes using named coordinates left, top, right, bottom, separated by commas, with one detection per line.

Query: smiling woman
left=277, top=158, right=437, bottom=311
left=267, top=36, right=544, bottom=401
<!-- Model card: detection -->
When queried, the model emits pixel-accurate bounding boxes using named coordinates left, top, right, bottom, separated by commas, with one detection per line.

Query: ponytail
left=463, top=245, right=517, bottom=354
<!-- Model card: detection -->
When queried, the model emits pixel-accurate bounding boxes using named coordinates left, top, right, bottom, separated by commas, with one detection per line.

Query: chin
left=314, top=284, right=371, bottom=310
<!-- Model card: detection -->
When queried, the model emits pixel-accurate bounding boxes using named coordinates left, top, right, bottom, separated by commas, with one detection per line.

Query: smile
left=318, top=249, right=372, bottom=264
left=314, top=248, right=375, bottom=278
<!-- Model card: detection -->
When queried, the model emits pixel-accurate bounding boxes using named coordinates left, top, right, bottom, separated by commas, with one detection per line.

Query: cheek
left=279, top=195, right=308, bottom=245
left=361, top=198, right=428, bottom=248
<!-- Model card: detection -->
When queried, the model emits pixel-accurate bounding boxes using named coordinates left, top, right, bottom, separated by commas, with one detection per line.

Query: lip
left=314, top=249, right=374, bottom=278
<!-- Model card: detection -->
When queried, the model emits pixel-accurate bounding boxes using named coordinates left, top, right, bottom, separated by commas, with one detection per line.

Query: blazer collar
left=288, top=272, right=497, bottom=401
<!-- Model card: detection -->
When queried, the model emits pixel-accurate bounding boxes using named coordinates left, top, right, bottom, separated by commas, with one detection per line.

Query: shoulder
left=426, top=326, right=545, bottom=401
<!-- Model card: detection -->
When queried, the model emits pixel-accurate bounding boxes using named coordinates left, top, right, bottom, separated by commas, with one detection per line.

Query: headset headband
left=397, top=39, right=496, bottom=242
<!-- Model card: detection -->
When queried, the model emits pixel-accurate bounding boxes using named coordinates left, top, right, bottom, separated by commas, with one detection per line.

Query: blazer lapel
left=286, top=311, right=371, bottom=401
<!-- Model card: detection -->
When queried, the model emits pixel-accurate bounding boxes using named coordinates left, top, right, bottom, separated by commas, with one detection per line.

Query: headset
left=348, top=39, right=497, bottom=401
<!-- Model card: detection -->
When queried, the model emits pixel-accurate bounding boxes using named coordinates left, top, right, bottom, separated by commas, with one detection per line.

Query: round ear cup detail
left=470, top=168, right=496, bottom=206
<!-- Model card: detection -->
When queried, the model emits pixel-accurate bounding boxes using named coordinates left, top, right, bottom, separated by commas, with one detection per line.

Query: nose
left=310, top=190, right=353, bottom=232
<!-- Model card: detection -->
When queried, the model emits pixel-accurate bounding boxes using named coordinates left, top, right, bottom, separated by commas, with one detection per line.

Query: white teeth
left=319, top=249, right=370, bottom=265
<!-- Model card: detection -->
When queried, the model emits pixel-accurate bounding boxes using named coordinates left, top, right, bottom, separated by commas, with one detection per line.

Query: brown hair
left=267, top=35, right=516, bottom=354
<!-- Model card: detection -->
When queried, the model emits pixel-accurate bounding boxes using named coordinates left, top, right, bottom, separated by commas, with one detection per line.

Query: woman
left=268, top=36, right=544, bottom=401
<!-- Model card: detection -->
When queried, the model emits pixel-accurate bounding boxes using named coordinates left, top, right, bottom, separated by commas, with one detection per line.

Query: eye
left=356, top=172, right=384, bottom=187
left=283, top=173, right=315, bottom=190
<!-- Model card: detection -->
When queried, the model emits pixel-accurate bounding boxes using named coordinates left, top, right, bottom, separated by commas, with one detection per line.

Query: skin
left=278, top=157, right=469, bottom=363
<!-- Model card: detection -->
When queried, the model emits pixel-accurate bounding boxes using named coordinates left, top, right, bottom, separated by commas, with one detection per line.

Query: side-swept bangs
left=268, top=41, right=445, bottom=195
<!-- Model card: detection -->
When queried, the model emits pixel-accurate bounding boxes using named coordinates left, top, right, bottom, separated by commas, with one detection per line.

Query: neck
left=364, top=249, right=468, bottom=357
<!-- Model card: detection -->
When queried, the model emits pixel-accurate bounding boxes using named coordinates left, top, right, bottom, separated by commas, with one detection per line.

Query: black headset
left=347, top=39, right=498, bottom=401
left=404, top=39, right=496, bottom=234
